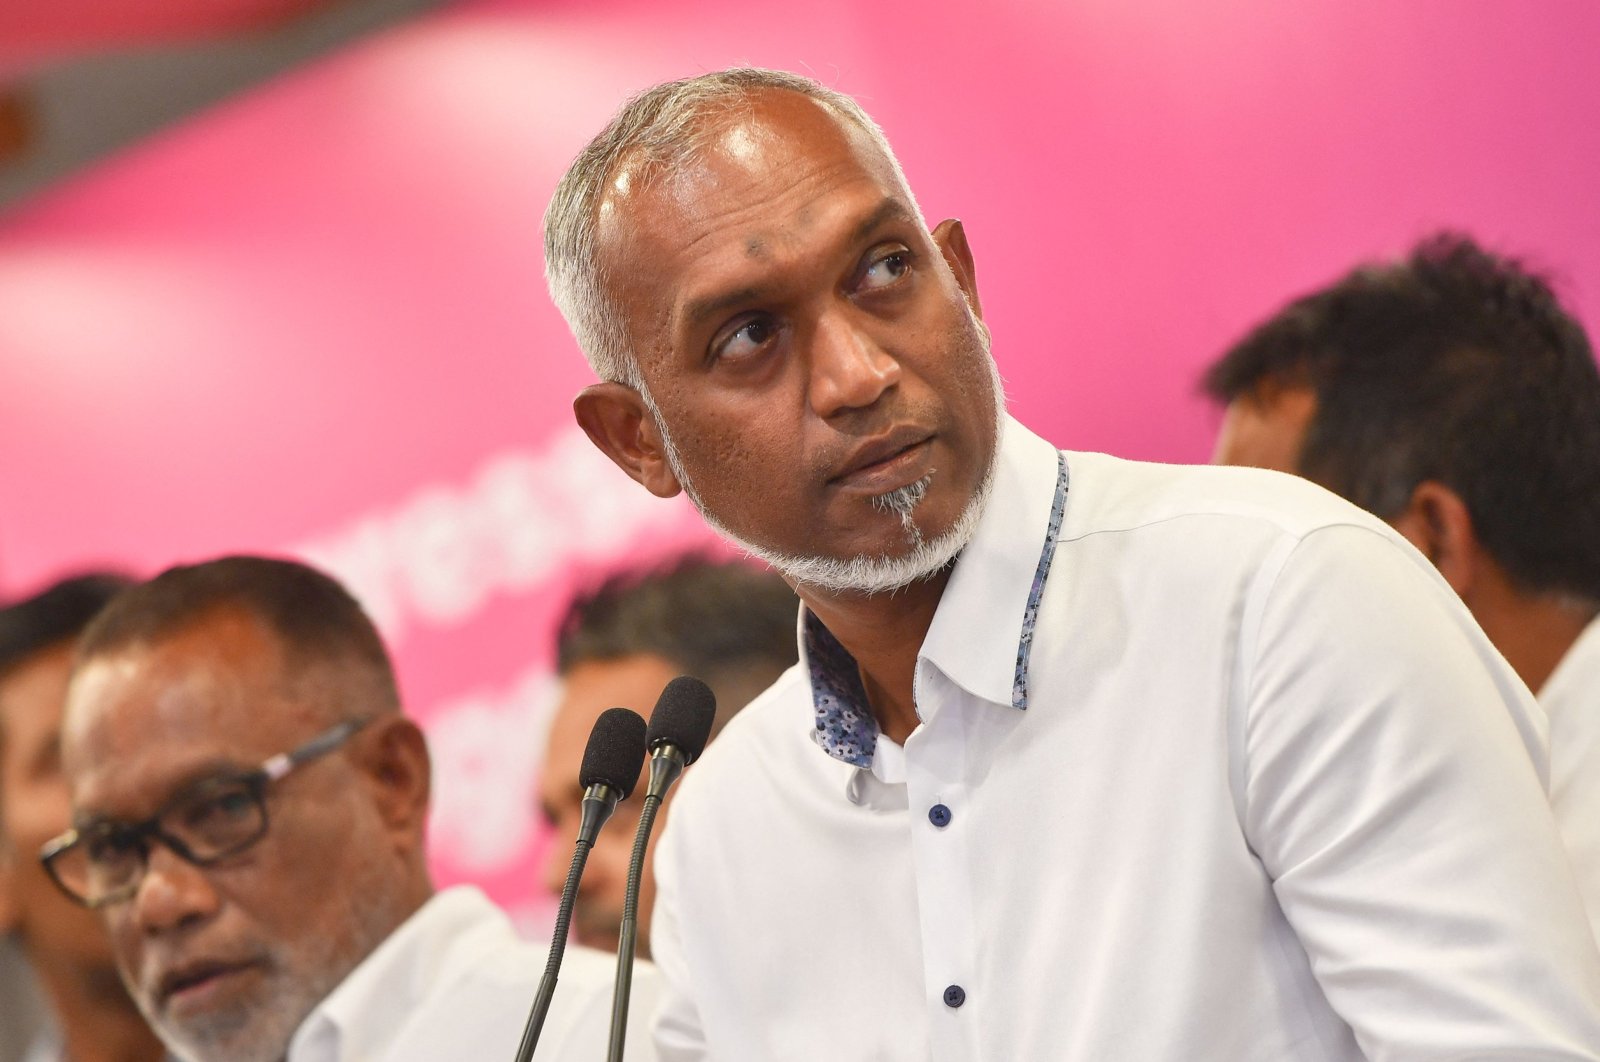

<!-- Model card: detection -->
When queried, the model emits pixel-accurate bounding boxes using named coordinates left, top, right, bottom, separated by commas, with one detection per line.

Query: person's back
left=1205, top=233, right=1600, bottom=937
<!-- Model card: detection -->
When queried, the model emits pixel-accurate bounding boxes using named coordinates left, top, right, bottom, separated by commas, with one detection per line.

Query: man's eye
left=715, top=316, right=778, bottom=363
left=172, top=785, right=259, bottom=845
left=85, top=829, right=142, bottom=867
left=860, top=250, right=910, bottom=291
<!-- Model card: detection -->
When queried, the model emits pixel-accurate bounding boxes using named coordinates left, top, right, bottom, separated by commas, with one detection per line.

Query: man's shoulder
left=1060, top=449, right=1393, bottom=545
left=361, top=892, right=658, bottom=1060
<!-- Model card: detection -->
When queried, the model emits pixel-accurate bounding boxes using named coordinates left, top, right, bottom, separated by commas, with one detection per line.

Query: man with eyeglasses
left=44, top=555, right=656, bottom=1062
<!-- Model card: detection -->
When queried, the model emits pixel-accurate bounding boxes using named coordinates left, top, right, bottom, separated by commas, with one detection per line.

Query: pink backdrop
left=3, top=0, right=1597, bottom=928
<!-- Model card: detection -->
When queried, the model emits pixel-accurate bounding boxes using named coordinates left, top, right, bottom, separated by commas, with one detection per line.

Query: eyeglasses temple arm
left=263, top=719, right=365, bottom=781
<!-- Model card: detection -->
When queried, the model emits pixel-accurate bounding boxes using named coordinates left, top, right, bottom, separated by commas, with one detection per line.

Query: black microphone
left=607, top=677, right=716, bottom=1062
left=515, top=706, right=646, bottom=1062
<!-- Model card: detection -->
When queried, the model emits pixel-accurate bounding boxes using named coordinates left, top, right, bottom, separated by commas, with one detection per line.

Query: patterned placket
left=806, top=451, right=1071, bottom=767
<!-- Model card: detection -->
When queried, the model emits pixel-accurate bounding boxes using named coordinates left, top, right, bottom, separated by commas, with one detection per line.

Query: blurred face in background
left=539, top=653, right=678, bottom=957
left=0, top=640, right=129, bottom=998
left=1211, top=381, right=1317, bottom=474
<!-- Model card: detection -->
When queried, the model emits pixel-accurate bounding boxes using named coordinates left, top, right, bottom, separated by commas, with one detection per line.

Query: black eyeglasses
left=40, top=718, right=370, bottom=909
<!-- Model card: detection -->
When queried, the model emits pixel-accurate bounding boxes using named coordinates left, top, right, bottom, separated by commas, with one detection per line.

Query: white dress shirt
left=289, top=885, right=657, bottom=1061
left=1544, top=616, right=1600, bottom=939
left=650, top=416, right=1600, bottom=1061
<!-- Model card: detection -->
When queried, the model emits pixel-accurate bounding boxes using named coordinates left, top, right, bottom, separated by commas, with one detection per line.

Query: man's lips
left=830, top=428, right=935, bottom=492
left=156, top=958, right=263, bottom=1011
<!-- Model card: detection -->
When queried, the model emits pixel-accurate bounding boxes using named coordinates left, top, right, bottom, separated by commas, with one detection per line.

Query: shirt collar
left=1541, top=612, right=1600, bottom=704
left=801, top=415, right=1068, bottom=768
left=287, top=886, right=501, bottom=1061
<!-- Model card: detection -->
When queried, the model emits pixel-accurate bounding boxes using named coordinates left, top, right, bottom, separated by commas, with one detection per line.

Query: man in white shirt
left=46, top=555, right=655, bottom=1062
left=1205, top=233, right=1600, bottom=938
left=544, top=68, right=1600, bottom=1058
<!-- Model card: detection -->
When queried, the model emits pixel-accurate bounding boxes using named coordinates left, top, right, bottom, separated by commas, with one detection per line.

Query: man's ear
left=360, top=716, right=432, bottom=842
left=573, top=383, right=684, bottom=499
left=931, top=218, right=982, bottom=321
left=1390, top=480, right=1480, bottom=597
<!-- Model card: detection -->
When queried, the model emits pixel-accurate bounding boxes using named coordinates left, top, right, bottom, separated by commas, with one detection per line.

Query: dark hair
left=1203, top=232, right=1600, bottom=601
left=0, top=572, right=134, bottom=678
left=556, top=554, right=798, bottom=730
left=0, top=574, right=134, bottom=817
left=78, top=555, right=400, bottom=711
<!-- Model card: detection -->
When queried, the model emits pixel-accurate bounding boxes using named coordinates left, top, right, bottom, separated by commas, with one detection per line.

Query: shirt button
left=943, top=984, right=966, bottom=1008
left=928, top=803, right=952, bottom=828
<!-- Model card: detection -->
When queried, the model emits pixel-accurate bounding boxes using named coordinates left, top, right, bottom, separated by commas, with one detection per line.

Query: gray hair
left=543, top=67, right=918, bottom=388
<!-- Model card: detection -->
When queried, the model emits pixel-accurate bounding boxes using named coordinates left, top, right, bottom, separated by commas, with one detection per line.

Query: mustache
left=805, top=401, right=947, bottom=482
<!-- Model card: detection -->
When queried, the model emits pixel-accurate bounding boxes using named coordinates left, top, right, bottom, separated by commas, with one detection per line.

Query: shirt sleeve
left=649, top=809, right=711, bottom=1062
left=1238, top=522, right=1600, bottom=1060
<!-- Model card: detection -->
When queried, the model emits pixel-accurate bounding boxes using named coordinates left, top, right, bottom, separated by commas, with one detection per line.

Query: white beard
left=643, top=350, right=1006, bottom=596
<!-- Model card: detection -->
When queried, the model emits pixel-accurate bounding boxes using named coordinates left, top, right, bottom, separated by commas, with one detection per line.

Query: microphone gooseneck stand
left=606, top=677, right=717, bottom=1062
left=514, top=706, right=646, bottom=1062
left=607, top=750, right=683, bottom=1061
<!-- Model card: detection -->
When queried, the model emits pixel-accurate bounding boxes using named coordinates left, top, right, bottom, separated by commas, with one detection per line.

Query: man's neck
left=1469, top=581, right=1599, bottom=695
left=31, top=953, right=165, bottom=1062
left=798, top=569, right=950, bottom=745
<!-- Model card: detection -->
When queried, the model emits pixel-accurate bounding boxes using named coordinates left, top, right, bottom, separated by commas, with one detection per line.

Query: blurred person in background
left=1205, top=232, right=1600, bottom=937
left=47, top=556, right=656, bottom=1062
left=0, top=573, right=168, bottom=1062
left=539, top=554, right=798, bottom=957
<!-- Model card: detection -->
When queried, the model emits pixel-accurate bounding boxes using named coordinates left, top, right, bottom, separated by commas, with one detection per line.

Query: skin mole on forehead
left=745, top=236, right=768, bottom=259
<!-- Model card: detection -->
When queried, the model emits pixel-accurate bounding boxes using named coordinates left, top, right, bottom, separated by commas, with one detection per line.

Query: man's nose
left=132, top=843, right=221, bottom=935
left=808, top=310, right=901, bottom=418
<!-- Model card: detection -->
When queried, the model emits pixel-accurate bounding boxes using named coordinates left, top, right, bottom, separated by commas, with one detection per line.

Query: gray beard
left=131, top=859, right=408, bottom=1062
left=643, top=353, right=1006, bottom=597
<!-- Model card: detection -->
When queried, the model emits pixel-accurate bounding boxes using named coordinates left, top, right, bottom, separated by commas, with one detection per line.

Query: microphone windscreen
left=579, top=706, right=648, bottom=798
left=646, top=676, right=717, bottom=764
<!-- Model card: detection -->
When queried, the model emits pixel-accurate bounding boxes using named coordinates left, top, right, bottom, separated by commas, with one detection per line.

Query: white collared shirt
left=289, top=885, right=657, bottom=1062
left=1544, top=615, right=1600, bottom=940
left=650, top=416, right=1600, bottom=1061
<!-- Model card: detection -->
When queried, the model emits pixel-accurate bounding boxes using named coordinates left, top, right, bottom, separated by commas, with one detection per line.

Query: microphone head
left=646, top=676, right=717, bottom=765
left=579, top=707, right=648, bottom=799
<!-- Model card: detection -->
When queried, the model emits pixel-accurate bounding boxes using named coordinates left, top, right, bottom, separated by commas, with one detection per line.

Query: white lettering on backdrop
left=423, top=663, right=558, bottom=875
left=292, top=425, right=691, bottom=648
left=286, top=425, right=700, bottom=889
